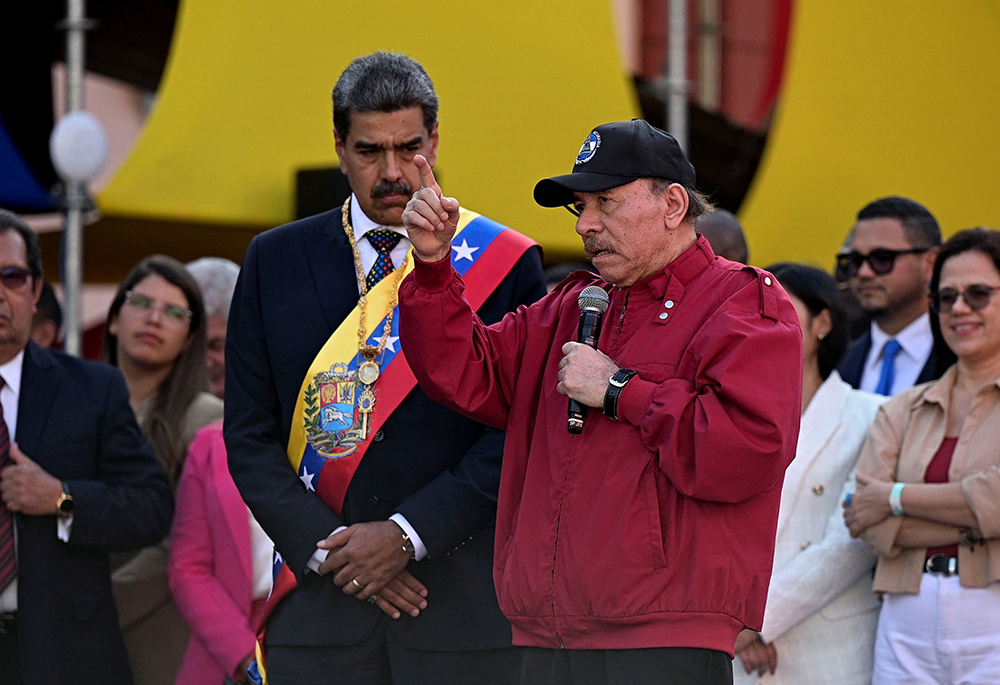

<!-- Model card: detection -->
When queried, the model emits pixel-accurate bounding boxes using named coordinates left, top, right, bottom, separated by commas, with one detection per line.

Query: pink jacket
left=169, top=424, right=262, bottom=684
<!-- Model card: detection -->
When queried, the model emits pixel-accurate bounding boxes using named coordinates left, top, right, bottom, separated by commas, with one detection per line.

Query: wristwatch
left=603, top=368, right=638, bottom=421
left=56, top=481, right=74, bottom=518
left=401, top=531, right=416, bottom=560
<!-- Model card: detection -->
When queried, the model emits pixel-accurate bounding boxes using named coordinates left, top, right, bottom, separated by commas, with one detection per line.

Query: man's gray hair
left=186, top=257, right=240, bottom=321
left=333, top=52, right=438, bottom=139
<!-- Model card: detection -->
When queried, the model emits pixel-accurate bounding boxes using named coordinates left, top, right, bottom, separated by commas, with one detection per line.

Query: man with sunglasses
left=837, top=197, right=943, bottom=395
left=0, top=209, right=173, bottom=684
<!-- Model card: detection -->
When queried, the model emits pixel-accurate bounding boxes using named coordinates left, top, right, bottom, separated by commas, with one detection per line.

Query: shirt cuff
left=307, top=525, right=347, bottom=574
left=411, top=252, right=457, bottom=293
left=389, top=513, right=428, bottom=561
left=57, top=514, right=73, bottom=542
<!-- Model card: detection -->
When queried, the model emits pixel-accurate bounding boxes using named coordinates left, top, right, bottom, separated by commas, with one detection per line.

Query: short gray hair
left=332, top=52, right=438, bottom=140
left=186, top=257, right=240, bottom=321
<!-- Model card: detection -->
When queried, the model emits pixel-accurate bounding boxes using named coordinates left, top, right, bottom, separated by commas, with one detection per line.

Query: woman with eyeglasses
left=734, top=264, right=886, bottom=684
left=104, top=255, right=224, bottom=685
left=844, top=227, right=1000, bottom=683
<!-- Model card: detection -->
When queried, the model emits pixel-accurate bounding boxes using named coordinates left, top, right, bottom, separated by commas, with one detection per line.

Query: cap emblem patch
left=575, top=131, right=601, bottom=165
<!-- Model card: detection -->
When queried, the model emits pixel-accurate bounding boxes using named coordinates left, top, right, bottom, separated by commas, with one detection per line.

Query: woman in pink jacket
left=169, top=425, right=272, bottom=685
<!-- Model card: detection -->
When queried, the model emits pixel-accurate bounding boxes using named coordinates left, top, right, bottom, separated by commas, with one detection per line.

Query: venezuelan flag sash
left=249, top=209, right=537, bottom=683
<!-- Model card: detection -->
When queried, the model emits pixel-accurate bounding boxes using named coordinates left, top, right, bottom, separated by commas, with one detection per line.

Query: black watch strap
left=603, top=369, right=637, bottom=421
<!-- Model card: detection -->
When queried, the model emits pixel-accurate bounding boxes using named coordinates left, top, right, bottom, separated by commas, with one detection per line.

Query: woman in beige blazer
left=736, top=264, right=885, bottom=684
left=104, top=256, right=224, bottom=685
left=845, top=228, right=1000, bottom=684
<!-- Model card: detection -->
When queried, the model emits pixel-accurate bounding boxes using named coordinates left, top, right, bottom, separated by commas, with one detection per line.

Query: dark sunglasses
left=835, top=248, right=928, bottom=278
left=0, top=266, right=32, bottom=289
left=931, top=284, right=1000, bottom=313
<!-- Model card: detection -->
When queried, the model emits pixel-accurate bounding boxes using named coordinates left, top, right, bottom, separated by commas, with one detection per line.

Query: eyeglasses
left=931, top=284, right=1000, bottom=314
left=122, top=290, right=192, bottom=327
left=835, top=248, right=928, bottom=278
left=0, top=266, right=32, bottom=290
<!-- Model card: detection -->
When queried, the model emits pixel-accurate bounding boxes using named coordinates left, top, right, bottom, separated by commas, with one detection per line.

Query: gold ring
left=352, top=578, right=362, bottom=589
left=367, top=594, right=379, bottom=605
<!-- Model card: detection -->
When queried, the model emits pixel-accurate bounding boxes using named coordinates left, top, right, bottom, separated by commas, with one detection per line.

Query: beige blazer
left=112, top=392, right=224, bottom=685
left=858, top=366, right=1000, bottom=594
left=735, top=372, right=885, bottom=685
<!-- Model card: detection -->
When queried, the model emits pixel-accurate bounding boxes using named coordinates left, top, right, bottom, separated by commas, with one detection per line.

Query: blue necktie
left=365, top=230, right=402, bottom=290
left=875, top=339, right=903, bottom=395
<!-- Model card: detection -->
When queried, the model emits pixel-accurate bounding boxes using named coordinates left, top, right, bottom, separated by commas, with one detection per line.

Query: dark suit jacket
left=224, top=208, right=546, bottom=650
left=13, top=342, right=173, bottom=684
left=837, top=330, right=939, bottom=390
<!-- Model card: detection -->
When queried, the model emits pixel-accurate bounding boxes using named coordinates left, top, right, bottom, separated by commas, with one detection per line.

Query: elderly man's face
left=572, top=180, right=678, bottom=287
left=0, top=230, right=41, bottom=363
left=335, top=107, right=438, bottom=226
left=205, top=314, right=227, bottom=399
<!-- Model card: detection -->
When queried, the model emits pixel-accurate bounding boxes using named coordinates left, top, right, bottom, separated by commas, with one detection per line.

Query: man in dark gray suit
left=0, top=209, right=172, bottom=684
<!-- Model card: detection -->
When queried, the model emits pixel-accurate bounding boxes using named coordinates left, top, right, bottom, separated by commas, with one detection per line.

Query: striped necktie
left=365, top=230, right=402, bottom=291
left=0, top=378, right=14, bottom=592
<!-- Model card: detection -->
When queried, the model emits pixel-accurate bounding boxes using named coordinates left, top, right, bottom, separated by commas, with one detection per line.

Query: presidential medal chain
left=342, top=198, right=410, bottom=438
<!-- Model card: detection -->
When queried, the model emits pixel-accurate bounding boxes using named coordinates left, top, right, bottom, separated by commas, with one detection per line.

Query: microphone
left=568, top=285, right=610, bottom=434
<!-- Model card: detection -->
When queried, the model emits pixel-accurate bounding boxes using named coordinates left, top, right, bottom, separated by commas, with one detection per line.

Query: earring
left=818, top=333, right=825, bottom=340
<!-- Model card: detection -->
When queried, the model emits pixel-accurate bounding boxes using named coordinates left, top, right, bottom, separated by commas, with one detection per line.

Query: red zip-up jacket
left=399, top=236, right=802, bottom=655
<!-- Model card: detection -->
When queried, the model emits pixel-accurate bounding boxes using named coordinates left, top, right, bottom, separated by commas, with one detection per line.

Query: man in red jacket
left=398, top=120, right=802, bottom=684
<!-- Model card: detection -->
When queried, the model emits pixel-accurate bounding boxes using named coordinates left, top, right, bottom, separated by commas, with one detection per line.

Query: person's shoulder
left=186, top=391, right=225, bottom=427
left=28, top=344, right=130, bottom=399
left=702, top=259, right=796, bottom=324
left=254, top=208, right=341, bottom=248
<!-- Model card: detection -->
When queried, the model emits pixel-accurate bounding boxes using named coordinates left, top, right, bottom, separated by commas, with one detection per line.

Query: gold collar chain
left=341, top=197, right=410, bottom=378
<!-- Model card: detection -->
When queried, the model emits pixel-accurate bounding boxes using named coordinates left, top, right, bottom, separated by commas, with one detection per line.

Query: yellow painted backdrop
left=97, top=1, right=1000, bottom=269
left=741, top=1, right=1000, bottom=268
left=98, top=0, right=639, bottom=258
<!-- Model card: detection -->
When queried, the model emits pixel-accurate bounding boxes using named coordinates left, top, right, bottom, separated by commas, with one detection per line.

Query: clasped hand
left=843, top=472, right=893, bottom=538
left=557, top=342, right=620, bottom=408
left=316, top=520, right=428, bottom=619
left=0, top=442, right=63, bottom=516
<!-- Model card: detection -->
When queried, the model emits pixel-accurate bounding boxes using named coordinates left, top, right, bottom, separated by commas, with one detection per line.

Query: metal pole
left=667, top=0, right=689, bottom=152
left=61, top=0, right=89, bottom=357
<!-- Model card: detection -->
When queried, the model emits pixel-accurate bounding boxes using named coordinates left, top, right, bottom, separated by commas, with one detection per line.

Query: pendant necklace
left=341, top=197, right=410, bottom=437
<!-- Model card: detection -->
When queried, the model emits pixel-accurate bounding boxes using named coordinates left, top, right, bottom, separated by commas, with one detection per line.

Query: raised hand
left=401, top=154, right=460, bottom=262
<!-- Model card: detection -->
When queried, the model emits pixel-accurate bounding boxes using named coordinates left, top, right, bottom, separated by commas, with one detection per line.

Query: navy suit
left=837, top=330, right=939, bottom=390
left=13, top=342, right=173, bottom=684
left=224, top=208, right=545, bottom=656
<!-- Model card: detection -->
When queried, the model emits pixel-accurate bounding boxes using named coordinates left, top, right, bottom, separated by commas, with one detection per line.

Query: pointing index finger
left=414, top=154, right=439, bottom=194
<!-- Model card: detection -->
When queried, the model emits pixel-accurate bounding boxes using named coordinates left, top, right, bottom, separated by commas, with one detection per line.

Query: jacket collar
left=617, top=234, right=715, bottom=300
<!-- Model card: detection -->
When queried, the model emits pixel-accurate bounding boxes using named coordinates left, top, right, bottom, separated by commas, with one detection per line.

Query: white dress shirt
left=306, top=195, right=426, bottom=574
left=860, top=312, right=933, bottom=395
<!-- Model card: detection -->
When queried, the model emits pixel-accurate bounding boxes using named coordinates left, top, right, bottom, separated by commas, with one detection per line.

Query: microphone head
left=578, top=285, right=610, bottom=313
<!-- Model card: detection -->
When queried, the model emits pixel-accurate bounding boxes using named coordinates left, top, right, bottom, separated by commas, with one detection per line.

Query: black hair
left=333, top=52, right=438, bottom=140
left=767, top=262, right=849, bottom=380
left=856, top=196, right=942, bottom=249
left=927, top=227, right=1000, bottom=374
left=34, top=281, right=62, bottom=329
left=104, top=255, right=208, bottom=485
left=0, top=208, right=43, bottom=283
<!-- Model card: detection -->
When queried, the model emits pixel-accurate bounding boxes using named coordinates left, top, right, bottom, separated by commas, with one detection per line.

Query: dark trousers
left=0, top=613, right=23, bottom=685
left=266, top=629, right=522, bottom=685
left=520, top=647, right=733, bottom=685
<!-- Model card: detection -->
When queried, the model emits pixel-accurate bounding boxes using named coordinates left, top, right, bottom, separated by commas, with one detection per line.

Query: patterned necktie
left=0, top=377, right=14, bottom=592
left=874, top=339, right=903, bottom=395
left=365, top=230, right=402, bottom=291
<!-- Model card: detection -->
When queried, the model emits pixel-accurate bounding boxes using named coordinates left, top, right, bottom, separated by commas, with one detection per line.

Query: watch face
left=58, top=496, right=74, bottom=515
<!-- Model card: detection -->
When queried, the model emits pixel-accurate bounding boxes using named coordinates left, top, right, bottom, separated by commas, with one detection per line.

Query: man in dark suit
left=224, top=52, right=545, bottom=683
left=836, top=197, right=943, bottom=394
left=0, top=209, right=173, bottom=684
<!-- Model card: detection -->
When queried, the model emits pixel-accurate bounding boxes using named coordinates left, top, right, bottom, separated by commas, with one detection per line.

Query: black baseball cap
left=533, top=119, right=696, bottom=208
